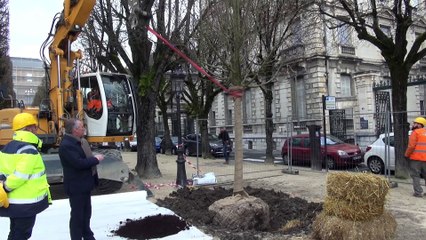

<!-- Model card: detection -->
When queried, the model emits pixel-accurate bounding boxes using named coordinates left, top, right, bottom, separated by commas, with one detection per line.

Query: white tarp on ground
left=0, top=191, right=213, bottom=240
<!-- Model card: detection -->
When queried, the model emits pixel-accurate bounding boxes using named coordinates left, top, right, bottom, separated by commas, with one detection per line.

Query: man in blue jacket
left=59, top=118, right=104, bottom=240
left=0, top=112, right=51, bottom=240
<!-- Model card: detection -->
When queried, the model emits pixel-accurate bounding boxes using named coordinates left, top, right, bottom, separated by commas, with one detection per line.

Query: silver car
left=364, top=133, right=395, bottom=174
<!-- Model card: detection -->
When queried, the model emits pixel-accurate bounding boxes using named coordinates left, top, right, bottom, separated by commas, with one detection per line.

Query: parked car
left=183, top=133, right=232, bottom=157
left=281, top=134, right=363, bottom=169
left=160, top=136, right=179, bottom=154
left=129, top=134, right=162, bottom=153
left=364, top=133, right=395, bottom=174
left=154, top=137, right=162, bottom=153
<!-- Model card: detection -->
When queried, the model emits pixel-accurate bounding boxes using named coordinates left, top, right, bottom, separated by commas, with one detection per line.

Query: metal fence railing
left=149, top=111, right=423, bottom=186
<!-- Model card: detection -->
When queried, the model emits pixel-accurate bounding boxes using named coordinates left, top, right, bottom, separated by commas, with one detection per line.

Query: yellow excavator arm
left=49, top=0, right=95, bottom=136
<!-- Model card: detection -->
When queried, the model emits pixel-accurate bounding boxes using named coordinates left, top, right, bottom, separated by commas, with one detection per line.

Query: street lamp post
left=172, top=70, right=187, bottom=187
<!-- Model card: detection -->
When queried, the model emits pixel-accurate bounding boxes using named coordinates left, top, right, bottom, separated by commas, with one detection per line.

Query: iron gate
left=329, top=109, right=346, bottom=141
left=374, top=91, right=392, bottom=137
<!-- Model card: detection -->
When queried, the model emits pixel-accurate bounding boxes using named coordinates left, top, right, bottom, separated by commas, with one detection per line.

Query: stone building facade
left=208, top=4, right=426, bottom=150
left=11, top=57, right=45, bottom=107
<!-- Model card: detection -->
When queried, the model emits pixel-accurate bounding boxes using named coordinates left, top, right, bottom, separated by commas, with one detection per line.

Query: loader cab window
left=101, top=74, right=134, bottom=136
left=80, top=74, right=134, bottom=136
left=83, top=79, right=103, bottom=120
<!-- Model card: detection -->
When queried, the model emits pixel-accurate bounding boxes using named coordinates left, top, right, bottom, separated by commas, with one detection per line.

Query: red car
left=281, top=134, right=363, bottom=169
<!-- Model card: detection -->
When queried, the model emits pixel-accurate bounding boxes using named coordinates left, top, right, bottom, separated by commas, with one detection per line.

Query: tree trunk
left=161, top=109, right=173, bottom=155
left=199, top=118, right=214, bottom=159
left=390, top=66, right=410, bottom=179
left=229, top=0, right=247, bottom=197
left=135, top=92, right=162, bottom=178
left=264, top=84, right=274, bottom=164
left=233, top=89, right=245, bottom=195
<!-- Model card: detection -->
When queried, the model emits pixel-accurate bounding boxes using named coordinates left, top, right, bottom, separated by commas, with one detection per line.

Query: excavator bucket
left=93, top=149, right=130, bottom=194
left=43, top=149, right=131, bottom=195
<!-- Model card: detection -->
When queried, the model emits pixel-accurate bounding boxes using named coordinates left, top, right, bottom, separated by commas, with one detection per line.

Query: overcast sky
left=9, top=1, right=62, bottom=59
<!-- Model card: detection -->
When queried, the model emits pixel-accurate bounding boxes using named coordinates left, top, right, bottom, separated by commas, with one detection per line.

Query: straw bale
left=326, top=172, right=389, bottom=205
left=280, top=219, right=302, bottom=232
left=323, top=197, right=384, bottom=221
left=312, top=211, right=396, bottom=240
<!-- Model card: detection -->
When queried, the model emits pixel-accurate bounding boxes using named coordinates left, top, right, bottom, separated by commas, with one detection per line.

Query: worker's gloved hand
left=0, top=182, right=9, bottom=208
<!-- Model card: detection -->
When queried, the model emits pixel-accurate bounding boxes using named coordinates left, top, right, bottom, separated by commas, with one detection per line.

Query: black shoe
left=413, top=193, right=423, bottom=198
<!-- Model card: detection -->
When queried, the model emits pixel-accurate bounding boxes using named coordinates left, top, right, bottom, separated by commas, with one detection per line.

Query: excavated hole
left=111, top=214, right=190, bottom=239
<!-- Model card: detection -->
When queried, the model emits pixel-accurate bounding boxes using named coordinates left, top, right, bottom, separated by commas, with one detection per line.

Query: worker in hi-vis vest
left=0, top=113, right=51, bottom=240
left=405, top=117, right=426, bottom=198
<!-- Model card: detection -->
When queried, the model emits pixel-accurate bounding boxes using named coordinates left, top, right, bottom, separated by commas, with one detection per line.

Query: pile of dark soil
left=156, top=186, right=323, bottom=240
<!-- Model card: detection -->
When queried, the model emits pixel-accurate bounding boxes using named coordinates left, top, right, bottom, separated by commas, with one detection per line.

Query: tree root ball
left=208, top=195, right=270, bottom=231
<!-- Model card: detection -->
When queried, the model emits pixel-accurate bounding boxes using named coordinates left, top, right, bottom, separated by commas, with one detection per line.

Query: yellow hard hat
left=12, top=113, right=38, bottom=131
left=0, top=182, right=9, bottom=208
left=414, top=117, right=426, bottom=126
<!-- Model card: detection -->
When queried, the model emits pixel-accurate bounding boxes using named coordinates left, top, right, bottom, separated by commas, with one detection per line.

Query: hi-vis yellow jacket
left=0, top=130, right=50, bottom=217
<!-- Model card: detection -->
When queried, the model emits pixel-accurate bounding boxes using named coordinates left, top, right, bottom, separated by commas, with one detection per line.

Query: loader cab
left=80, top=72, right=136, bottom=137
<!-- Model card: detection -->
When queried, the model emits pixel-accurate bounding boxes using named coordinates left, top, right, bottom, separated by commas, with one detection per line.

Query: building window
left=292, top=76, right=306, bottom=119
left=340, top=74, right=353, bottom=97
left=292, top=18, right=303, bottom=45
left=210, top=111, right=216, bottom=126
left=243, top=89, right=251, bottom=124
left=227, top=109, right=233, bottom=125
left=411, top=0, right=421, bottom=8
left=415, top=32, right=426, bottom=64
left=338, top=22, right=352, bottom=46
left=344, top=108, right=354, bottom=131
left=380, top=25, right=391, bottom=38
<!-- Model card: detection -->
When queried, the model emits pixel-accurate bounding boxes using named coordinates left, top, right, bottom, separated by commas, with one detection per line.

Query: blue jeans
left=223, top=143, right=229, bottom=161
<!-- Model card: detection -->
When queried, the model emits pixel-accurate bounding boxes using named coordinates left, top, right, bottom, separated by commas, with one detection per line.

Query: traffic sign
left=325, top=96, right=336, bottom=110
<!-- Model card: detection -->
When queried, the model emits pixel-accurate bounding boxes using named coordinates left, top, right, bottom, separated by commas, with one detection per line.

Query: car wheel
left=160, top=147, right=165, bottom=154
left=325, top=157, right=335, bottom=169
left=172, top=148, right=177, bottom=155
left=368, top=157, right=384, bottom=174
left=282, top=154, right=289, bottom=165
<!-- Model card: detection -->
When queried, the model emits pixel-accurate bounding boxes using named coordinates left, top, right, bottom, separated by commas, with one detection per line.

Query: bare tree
left=0, top=0, right=14, bottom=109
left=82, top=0, right=198, bottom=178
left=154, top=1, right=225, bottom=159
left=194, top=0, right=252, bottom=195
left=246, top=0, right=314, bottom=163
left=318, top=0, right=426, bottom=178
left=183, top=19, right=225, bottom=158
left=194, top=1, right=271, bottom=230
left=156, top=78, right=174, bottom=154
